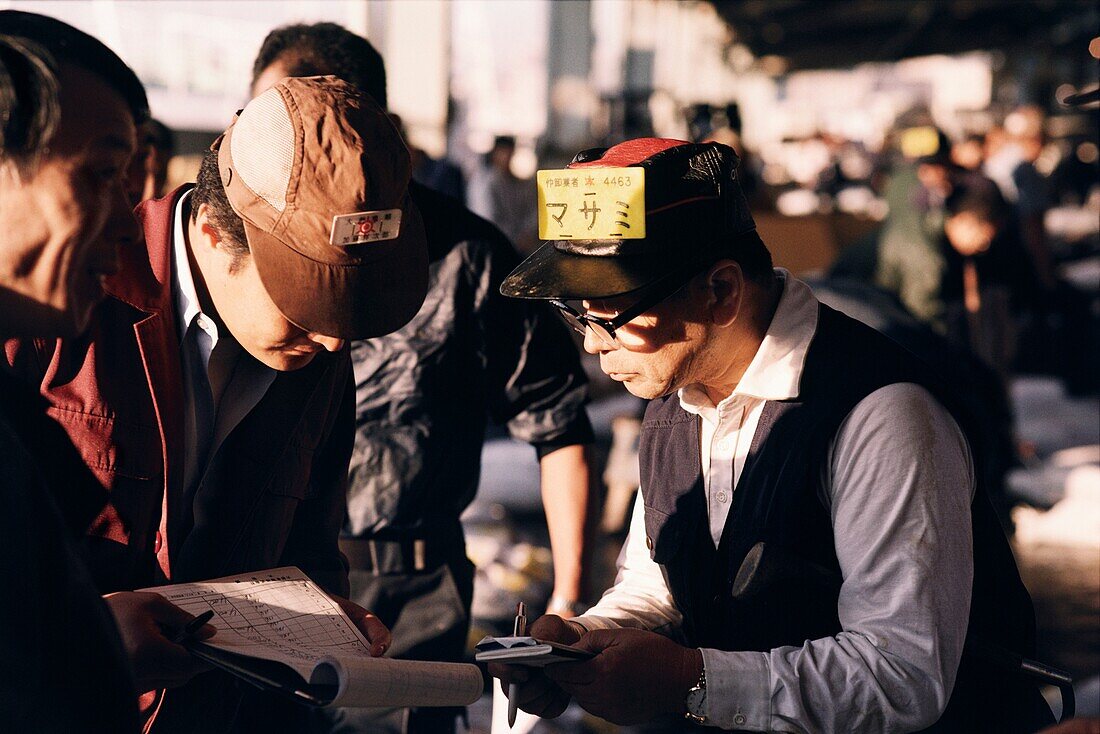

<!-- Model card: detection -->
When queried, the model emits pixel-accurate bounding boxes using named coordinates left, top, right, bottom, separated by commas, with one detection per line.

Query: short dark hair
left=945, top=181, right=1007, bottom=227
left=715, top=230, right=775, bottom=285
left=190, top=148, right=250, bottom=268
left=0, top=11, right=148, bottom=126
left=0, top=34, right=60, bottom=167
left=251, top=23, right=387, bottom=108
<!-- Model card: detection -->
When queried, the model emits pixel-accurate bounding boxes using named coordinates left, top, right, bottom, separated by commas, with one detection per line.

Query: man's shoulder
left=409, top=180, right=515, bottom=263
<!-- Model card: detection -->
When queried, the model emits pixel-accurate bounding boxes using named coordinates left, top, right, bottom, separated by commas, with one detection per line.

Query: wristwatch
left=684, top=667, right=707, bottom=724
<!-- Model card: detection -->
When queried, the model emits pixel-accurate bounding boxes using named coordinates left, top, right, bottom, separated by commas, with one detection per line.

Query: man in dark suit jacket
left=3, top=74, right=422, bottom=732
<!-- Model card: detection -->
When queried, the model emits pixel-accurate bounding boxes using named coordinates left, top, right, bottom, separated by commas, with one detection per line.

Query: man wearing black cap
left=491, top=138, right=1052, bottom=732
left=3, top=65, right=410, bottom=731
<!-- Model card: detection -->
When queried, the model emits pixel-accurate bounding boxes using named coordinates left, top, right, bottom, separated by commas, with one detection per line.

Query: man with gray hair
left=0, top=15, right=218, bottom=731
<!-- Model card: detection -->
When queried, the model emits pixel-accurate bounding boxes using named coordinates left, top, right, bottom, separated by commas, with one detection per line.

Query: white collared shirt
left=171, top=191, right=275, bottom=498
left=575, top=271, right=975, bottom=732
left=678, top=273, right=818, bottom=545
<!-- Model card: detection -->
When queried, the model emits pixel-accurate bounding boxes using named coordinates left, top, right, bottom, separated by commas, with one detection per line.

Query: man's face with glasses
left=550, top=265, right=712, bottom=400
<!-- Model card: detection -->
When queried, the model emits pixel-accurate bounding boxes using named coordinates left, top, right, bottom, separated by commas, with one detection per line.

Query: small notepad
left=474, top=636, right=595, bottom=667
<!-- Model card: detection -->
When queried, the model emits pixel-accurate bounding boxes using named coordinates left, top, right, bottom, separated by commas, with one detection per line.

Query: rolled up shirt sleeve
left=700, top=383, right=975, bottom=732
left=572, top=492, right=682, bottom=634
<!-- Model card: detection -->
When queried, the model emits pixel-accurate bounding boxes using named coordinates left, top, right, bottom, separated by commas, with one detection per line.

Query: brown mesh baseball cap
left=212, top=75, right=428, bottom=340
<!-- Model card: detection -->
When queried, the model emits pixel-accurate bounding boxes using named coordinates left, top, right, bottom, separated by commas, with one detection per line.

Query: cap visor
left=247, top=200, right=429, bottom=340
left=501, top=240, right=679, bottom=300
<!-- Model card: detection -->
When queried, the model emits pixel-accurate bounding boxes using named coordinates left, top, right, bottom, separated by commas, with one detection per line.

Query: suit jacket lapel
left=106, top=188, right=190, bottom=579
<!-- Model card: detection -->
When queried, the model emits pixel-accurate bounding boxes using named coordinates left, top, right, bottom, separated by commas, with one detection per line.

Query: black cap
left=500, top=138, right=757, bottom=301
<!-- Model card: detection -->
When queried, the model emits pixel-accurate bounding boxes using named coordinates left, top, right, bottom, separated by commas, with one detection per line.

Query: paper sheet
left=143, top=567, right=482, bottom=707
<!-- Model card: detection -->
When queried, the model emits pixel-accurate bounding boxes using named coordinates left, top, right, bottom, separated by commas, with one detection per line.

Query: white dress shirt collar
left=679, top=269, right=819, bottom=416
left=171, top=190, right=220, bottom=352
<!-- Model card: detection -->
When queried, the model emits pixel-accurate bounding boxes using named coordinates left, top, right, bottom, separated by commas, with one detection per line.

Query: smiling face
left=186, top=203, right=346, bottom=371
left=0, top=64, right=138, bottom=337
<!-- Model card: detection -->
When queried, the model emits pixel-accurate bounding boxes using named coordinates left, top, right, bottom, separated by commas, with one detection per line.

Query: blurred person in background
left=398, top=113, right=467, bottom=203
left=125, top=118, right=173, bottom=206
left=984, top=106, right=1056, bottom=289
left=251, top=23, right=595, bottom=734
left=874, top=126, right=956, bottom=326
left=939, top=181, right=1040, bottom=378
left=4, top=65, right=403, bottom=732
left=491, top=138, right=1051, bottom=733
left=468, top=134, right=540, bottom=253
left=0, top=17, right=219, bottom=731
left=951, top=132, right=987, bottom=173
left=875, top=126, right=1024, bottom=333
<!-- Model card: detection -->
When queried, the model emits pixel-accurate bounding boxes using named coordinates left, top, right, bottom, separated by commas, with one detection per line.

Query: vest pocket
left=641, top=503, right=686, bottom=564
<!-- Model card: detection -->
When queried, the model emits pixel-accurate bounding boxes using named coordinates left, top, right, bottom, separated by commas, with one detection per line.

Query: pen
left=507, top=601, right=527, bottom=728
left=171, top=609, right=215, bottom=645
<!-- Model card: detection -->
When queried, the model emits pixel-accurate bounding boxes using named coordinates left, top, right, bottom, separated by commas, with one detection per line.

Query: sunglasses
left=549, top=265, right=704, bottom=348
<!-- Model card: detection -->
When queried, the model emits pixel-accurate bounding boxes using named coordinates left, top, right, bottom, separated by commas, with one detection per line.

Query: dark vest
left=640, top=305, right=1051, bottom=732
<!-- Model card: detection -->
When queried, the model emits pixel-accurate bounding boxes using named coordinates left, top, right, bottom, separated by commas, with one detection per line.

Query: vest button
left=154, top=531, right=163, bottom=553
left=645, top=535, right=653, bottom=550
left=734, top=713, right=747, bottom=725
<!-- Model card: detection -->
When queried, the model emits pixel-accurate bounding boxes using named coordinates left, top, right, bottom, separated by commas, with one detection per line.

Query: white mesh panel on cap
left=230, top=88, right=295, bottom=212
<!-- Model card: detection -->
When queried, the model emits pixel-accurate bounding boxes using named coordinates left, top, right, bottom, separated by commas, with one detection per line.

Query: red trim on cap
left=569, top=137, right=689, bottom=168
left=647, top=194, right=720, bottom=215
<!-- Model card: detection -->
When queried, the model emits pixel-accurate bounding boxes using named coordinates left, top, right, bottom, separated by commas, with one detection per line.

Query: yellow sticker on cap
left=537, top=167, right=645, bottom=240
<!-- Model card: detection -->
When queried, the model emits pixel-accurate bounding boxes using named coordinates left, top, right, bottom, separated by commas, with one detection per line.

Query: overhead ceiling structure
left=708, top=0, right=1099, bottom=71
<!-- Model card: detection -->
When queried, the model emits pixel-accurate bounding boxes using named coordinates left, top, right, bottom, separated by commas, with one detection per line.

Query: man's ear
left=706, top=260, right=743, bottom=327
left=192, top=202, right=224, bottom=254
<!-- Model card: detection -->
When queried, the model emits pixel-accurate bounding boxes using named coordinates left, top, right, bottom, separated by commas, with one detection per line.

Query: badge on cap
left=330, top=209, right=403, bottom=246
left=537, top=168, right=646, bottom=240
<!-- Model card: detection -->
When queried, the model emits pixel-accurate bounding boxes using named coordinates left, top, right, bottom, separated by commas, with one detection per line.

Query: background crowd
left=1, top=1, right=1097, bottom=733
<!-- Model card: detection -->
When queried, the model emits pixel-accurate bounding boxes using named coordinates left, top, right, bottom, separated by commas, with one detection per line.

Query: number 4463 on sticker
left=536, top=167, right=646, bottom=240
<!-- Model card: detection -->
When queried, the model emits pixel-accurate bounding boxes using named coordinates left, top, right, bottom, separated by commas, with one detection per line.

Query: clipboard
left=186, top=640, right=336, bottom=706
left=474, top=636, right=595, bottom=667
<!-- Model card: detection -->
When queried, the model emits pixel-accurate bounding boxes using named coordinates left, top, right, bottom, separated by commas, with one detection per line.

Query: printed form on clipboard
left=141, top=567, right=482, bottom=707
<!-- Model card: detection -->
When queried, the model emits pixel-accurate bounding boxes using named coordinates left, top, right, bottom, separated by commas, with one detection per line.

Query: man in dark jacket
left=491, top=138, right=1051, bottom=732
left=251, top=23, right=595, bottom=734
left=3, top=70, right=407, bottom=732
left=0, top=15, right=216, bottom=731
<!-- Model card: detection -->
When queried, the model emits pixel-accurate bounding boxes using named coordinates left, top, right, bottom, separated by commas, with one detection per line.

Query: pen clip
left=513, top=602, right=527, bottom=637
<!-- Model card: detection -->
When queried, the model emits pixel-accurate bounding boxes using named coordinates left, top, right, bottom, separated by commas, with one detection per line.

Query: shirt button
left=196, top=315, right=210, bottom=330
left=719, top=437, right=734, bottom=452
left=734, top=713, right=747, bottom=725
left=154, top=531, right=163, bottom=553
left=716, top=491, right=728, bottom=503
